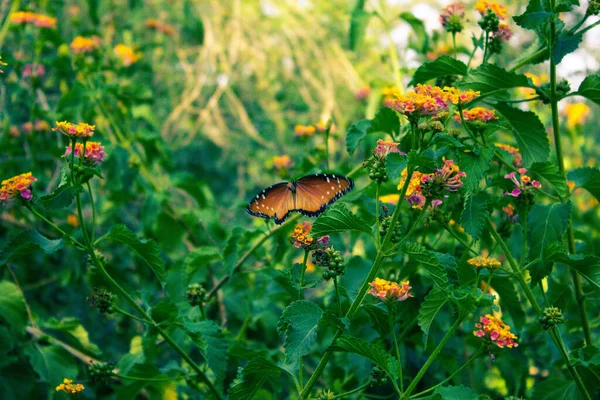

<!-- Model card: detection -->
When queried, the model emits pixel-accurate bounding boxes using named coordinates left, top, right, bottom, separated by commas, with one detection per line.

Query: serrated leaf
left=527, top=202, right=572, bottom=284
left=362, top=304, right=391, bottom=337
left=459, top=148, right=494, bottom=192
left=229, top=357, right=291, bottom=400
left=434, top=385, right=479, bottom=400
left=385, top=153, right=408, bottom=181
left=407, top=150, right=436, bottom=173
left=349, top=2, right=371, bottom=51
left=544, top=243, right=600, bottom=292
left=36, top=185, right=78, bottom=210
left=493, top=103, right=550, bottom=167
left=185, top=320, right=229, bottom=388
left=553, top=32, right=582, bottom=64
left=512, top=0, right=552, bottom=30
left=418, top=287, right=448, bottom=348
left=346, top=119, right=371, bottom=155
left=370, top=107, right=401, bottom=136
left=457, top=63, right=532, bottom=95
left=0, top=282, right=27, bottom=334
left=106, top=224, right=166, bottom=285
left=576, top=75, right=600, bottom=105
left=532, top=379, right=581, bottom=400
left=410, top=56, right=468, bottom=86
left=0, top=230, right=63, bottom=265
left=460, top=192, right=489, bottom=240
left=568, top=167, right=600, bottom=202
left=403, top=242, right=453, bottom=291
left=224, top=227, right=244, bottom=276
left=528, top=162, right=569, bottom=200
left=311, top=203, right=372, bottom=237
left=491, top=277, right=525, bottom=330
left=24, top=344, right=78, bottom=387
left=572, top=346, right=600, bottom=368
left=331, top=335, right=400, bottom=380
left=277, top=300, right=323, bottom=365
left=184, top=246, right=222, bottom=276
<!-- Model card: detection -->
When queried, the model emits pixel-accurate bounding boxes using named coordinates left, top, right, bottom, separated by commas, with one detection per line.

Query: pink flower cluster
left=504, top=168, right=541, bottom=197
left=373, top=139, right=404, bottom=159
left=474, top=314, right=518, bottom=349
left=64, top=142, right=106, bottom=165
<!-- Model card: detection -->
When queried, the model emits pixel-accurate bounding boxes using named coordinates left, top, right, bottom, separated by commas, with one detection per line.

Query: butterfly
left=246, top=173, right=354, bottom=224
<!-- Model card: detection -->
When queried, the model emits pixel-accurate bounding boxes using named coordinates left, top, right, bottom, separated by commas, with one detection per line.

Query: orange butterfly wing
left=294, top=174, right=354, bottom=217
left=246, top=182, right=295, bottom=224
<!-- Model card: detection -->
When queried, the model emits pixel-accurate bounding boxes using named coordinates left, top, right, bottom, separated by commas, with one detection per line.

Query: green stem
left=113, top=373, right=193, bottom=382
left=486, top=217, right=591, bottom=399
left=466, top=34, right=481, bottom=69
left=333, top=277, right=343, bottom=317
left=86, top=182, right=96, bottom=243
left=411, top=345, right=485, bottom=398
left=578, top=19, right=600, bottom=35
left=69, top=138, right=77, bottom=186
left=26, top=205, right=86, bottom=250
left=480, top=270, right=495, bottom=298
left=520, top=207, right=528, bottom=268
left=0, top=0, right=20, bottom=47
left=482, top=31, right=489, bottom=63
left=333, top=381, right=372, bottom=399
left=508, top=47, right=547, bottom=72
left=325, top=127, right=330, bottom=170
left=113, top=306, right=154, bottom=325
left=402, top=317, right=464, bottom=398
left=300, top=168, right=417, bottom=398
left=299, top=249, right=309, bottom=299
left=375, top=182, right=381, bottom=246
left=443, top=223, right=478, bottom=255
left=89, top=252, right=222, bottom=399
left=452, top=32, right=457, bottom=59
left=388, top=305, right=404, bottom=392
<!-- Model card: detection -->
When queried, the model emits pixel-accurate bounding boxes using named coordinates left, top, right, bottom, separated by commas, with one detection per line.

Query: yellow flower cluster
left=387, top=85, right=480, bottom=118
left=494, top=143, right=523, bottom=167
left=145, top=19, right=176, bottom=35
left=10, top=11, right=57, bottom=28
left=564, top=103, right=590, bottom=127
left=0, top=172, right=36, bottom=202
left=290, top=221, right=314, bottom=248
left=475, top=0, right=508, bottom=19
left=468, top=255, right=501, bottom=270
left=397, top=168, right=424, bottom=196
left=272, top=155, right=293, bottom=169
left=294, top=124, right=316, bottom=137
left=70, top=36, right=100, bottom=54
left=53, top=121, right=96, bottom=139
left=368, top=278, right=413, bottom=302
left=474, top=314, right=518, bottom=349
left=416, top=85, right=480, bottom=105
left=55, top=378, right=85, bottom=394
left=114, top=44, right=142, bottom=66
left=454, top=107, right=498, bottom=123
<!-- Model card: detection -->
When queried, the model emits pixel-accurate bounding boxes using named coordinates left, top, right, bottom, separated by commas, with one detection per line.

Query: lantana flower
left=64, top=142, right=106, bottom=165
left=53, top=121, right=95, bottom=139
left=468, top=255, right=501, bottom=270
left=272, top=155, right=293, bottom=170
left=55, top=378, right=85, bottom=394
left=440, top=2, right=466, bottom=33
left=0, top=172, right=37, bottom=203
left=454, top=107, right=498, bottom=124
left=504, top=168, right=541, bottom=197
left=374, top=139, right=403, bottom=159
left=368, top=278, right=413, bottom=303
left=563, top=103, right=590, bottom=128
left=475, top=0, right=507, bottom=19
left=70, top=36, right=100, bottom=54
left=355, top=86, right=371, bottom=101
left=494, top=143, right=523, bottom=167
left=294, top=124, right=316, bottom=137
left=420, top=159, right=466, bottom=198
left=502, top=204, right=518, bottom=222
left=10, top=11, right=57, bottom=28
left=114, top=44, right=141, bottom=66
left=473, top=314, right=518, bottom=349
left=397, top=168, right=426, bottom=208
left=290, top=221, right=329, bottom=250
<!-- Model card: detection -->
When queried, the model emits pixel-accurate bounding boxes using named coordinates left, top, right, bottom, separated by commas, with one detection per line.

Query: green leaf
left=311, top=203, right=372, bottom=237
left=0, top=282, right=27, bottom=334
left=532, top=379, right=581, bottom=400
left=527, top=202, right=572, bottom=284
left=568, top=167, right=600, bottom=202
left=185, top=320, right=229, bottom=388
left=106, top=224, right=166, bottom=285
left=544, top=243, right=600, bottom=292
left=362, top=304, right=391, bottom=337
left=43, top=317, right=101, bottom=355
left=407, top=150, right=436, bottom=173
left=346, top=119, right=371, bottom=155
left=184, top=246, right=222, bottom=276
left=410, top=56, right=468, bottom=86
left=403, top=242, right=452, bottom=291
left=229, top=357, right=291, bottom=400
left=399, top=12, right=429, bottom=52
left=493, top=103, right=550, bottom=167
left=434, top=385, right=479, bottom=400
left=115, top=363, right=168, bottom=400
left=331, top=335, right=399, bottom=380
left=491, top=277, right=525, bottom=330
left=418, top=287, right=448, bottom=348
left=0, top=230, right=63, bottom=265
left=36, top=185, right=78, bottom=210
left=349, top=6, right=372, bottom=51
left=528, top=162, right=569, bottom=200
left=459, top=148, right=494, bottom=192
left=460, top=192, right=490, bottom=240
left=277, top=300, right=323, bottom=365
left=370, top=107, right=401, bottom=136
left=512, top=0, right=552, bottom=30
left=553, top=32, right=582, bottom=64
left=24, top=344, right=78, bottom=387
left=385, top=153, right=408, bottom=181
left=224, top=227, right=244, bottom=276
left=457, top=63, right=532, bottom=95
left=572, top=346, right=600, bottom=368
left=576, top=75, right=600, bottom=105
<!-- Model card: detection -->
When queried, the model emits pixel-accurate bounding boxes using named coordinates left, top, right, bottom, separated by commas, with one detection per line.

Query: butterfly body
left=246, top=173, right=354, bottom=224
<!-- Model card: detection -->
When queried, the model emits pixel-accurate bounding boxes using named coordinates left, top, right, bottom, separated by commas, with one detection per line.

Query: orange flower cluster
left=475, top=0, right=507, bottom=19
left=473, top=314, right=518, bottom=349
left=368, top=278, right=413, bottom=302
left=494, top=143, right=523, bottom=167
left=10, top=11, right=57, bottom=28
left=454, top=107, right=498, bottom=123
left=0, top=172, right=36, bottom=202
left=294, top=124, right=316, bottom=137
left=145, top=19, right=176, bottom=35
left=272, top=155, right=293, bottom=169
left=70, top=36, right=100, bottom=54
left=387, top=85, right=480, bottom=119
left=64, top=142, right=106, bottom=165
left=55, top=378, right=85, bottom=394
left=468, top=255, right=501, bottom=270
left=502, top=204, right=517, bottom=222
left=290, top=221, right=315, bottom=248
left=397, top=168, right=425, bottom=207
left=374, top=139, right=402, bottom=159
left=53, top=121, right=95, bottom=139
left=114, top=44, right=141, bottom=66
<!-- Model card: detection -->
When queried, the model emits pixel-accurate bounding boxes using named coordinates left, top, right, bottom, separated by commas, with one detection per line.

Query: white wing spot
left=326, top=191, right=330, bottom=195
left=261, top=194, right=266, bottom=199
left=332, top=175, right=336, bottom=178
left=326, top=177, right=330, bottom=183
left=321, top=195, right=324, bottom=199
left=331, top=186, right=334, bottom=190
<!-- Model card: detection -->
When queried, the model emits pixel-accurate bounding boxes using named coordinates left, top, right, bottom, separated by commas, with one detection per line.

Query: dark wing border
left=245, top=181, right=291, bottom=222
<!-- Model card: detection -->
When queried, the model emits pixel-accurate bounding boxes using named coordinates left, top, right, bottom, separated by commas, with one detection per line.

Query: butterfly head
left=286, top=182, right=296, bottom=191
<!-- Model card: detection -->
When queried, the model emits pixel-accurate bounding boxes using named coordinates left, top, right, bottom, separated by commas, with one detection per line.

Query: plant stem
left=300, top=168, right=417, bottom=398
left=113, top=306, right=154, bottom=325
left=508, top=47, right=547, bottom=72
left=452, top=32, right=457, bottom=59
left=486, top=217, right=591, bottom=399
left=113, top=373, right=194, bottom=382
left=86, top=182, right=96, bottom=243
left=410, top=345, right=485, bottom=398
left=402, top=317, right=464, bottom=398
left=299, top=249, right=309, bottom=299
left=333, top=277, right=343, bottom=317
left=388, top=305, right=404, bottom=392
left=376, top=182, right=381, bottom=246
left=443, top=223, right=478, bottom=255
left=333, top=381, right=372, bottom=399
left=519, top=207, right=528, bottom=268
left=26, top=204, right=86, bottom=250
